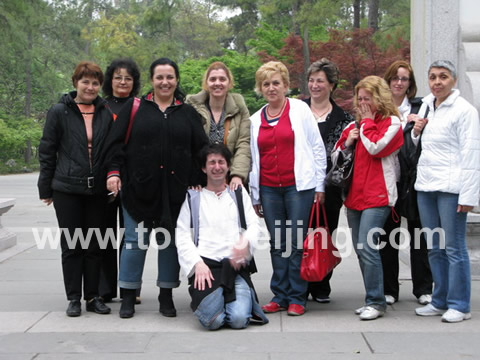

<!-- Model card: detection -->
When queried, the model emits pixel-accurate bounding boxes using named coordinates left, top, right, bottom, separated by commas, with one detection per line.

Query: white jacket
left=414, top=89, right=480, bottom=206
left=249, top=98, right=327, bottom=205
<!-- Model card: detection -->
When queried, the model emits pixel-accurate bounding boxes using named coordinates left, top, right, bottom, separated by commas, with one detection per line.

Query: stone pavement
left=0, top=173, right=479, bottom=359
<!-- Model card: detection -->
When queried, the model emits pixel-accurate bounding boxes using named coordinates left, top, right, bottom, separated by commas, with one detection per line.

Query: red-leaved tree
left=259, top=29, right=410, bottom=113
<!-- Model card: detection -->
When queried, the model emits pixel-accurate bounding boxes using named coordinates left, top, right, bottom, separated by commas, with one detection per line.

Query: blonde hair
left=354, top=75, right=400, bottom=122
left=202, top=61, right=234, bottom=92
left=254, top=61, right=290, bottom=95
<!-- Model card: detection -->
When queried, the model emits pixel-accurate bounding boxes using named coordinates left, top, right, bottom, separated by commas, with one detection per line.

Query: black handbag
left=325, top=122, right=359, bottom=190
left=325, top=145, right=355, bottom=189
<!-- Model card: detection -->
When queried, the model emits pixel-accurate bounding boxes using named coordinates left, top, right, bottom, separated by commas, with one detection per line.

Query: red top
left=258, top=100, right=295, bottom=187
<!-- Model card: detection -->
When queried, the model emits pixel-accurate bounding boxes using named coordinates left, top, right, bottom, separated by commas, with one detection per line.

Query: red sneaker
left=287, top=304, right=306, bottom=316
left=262, top=302, right=287, bottom=313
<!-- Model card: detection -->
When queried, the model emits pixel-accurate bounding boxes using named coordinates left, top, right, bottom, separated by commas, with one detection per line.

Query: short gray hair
left=429, top=60, right=457, bottom=79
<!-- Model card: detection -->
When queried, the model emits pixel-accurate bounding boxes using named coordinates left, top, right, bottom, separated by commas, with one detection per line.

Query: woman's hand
left=229, top=176, right=243, bottom=191
left=407, top=114, right=420, bottom=123
left=253, top=204, right=264, bottom=218
left=315, top=192, right=325, bottom=204
left=413, top=117, right=428, bottom=137
left=358, top=103, right=375, bottom=120
left=106, top=176, right=122, bottom=196
left=194, top=260, right=214, bottom=291
left=345, top=128, right=360, bottom=147
left=457, top=205, right=473, bottom=213
left=41, top=198, right=53, bottom=206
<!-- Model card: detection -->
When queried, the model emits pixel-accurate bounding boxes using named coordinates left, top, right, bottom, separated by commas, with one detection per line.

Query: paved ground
left=0, top=173, right=479, bottom=359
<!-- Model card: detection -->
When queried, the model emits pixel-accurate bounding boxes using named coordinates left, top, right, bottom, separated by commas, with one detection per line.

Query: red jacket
left=334, top=114, right=403, bottom=210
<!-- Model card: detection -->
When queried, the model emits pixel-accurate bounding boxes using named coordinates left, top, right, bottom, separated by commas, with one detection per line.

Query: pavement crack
left=25, top=311, right=50, bottom=333
left=361, top=332, right=374, bottom=354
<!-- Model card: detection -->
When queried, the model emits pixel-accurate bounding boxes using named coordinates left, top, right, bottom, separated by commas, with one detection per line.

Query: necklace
left=311, top=103, right=332, bottom=119
left=266, top=99, right=286, bottom=119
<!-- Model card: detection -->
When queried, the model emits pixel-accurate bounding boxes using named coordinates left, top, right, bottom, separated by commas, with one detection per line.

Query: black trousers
left=98, top=197, right=120, bottom=300
left=307, top=185, right=343, bottom=298
left=379, top=215, right=433, bottom=300
left=53, top=191, right=107, bottom=301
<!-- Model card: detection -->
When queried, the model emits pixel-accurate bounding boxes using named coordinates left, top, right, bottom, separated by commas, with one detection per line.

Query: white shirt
left=175, top=188, right=261, bottom=278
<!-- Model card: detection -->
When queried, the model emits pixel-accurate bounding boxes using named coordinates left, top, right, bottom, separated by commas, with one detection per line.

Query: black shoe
left=313, top=295, right=330, bottom=303
left=66, top=300, right=81, bottom=317
left=120, top=289, right=136, bottom=319
left=159, top=288, right=177, bottom=317
left=86, top=297, right=111, bottom=314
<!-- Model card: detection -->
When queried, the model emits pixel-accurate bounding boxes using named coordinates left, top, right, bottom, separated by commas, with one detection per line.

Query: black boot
left=119, top=288, right=136, bottom=319
left=159, top=288, right=176, bottom=317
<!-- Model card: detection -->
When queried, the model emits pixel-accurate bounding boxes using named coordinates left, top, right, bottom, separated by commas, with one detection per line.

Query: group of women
left=38, top=55, right=479, bottom=324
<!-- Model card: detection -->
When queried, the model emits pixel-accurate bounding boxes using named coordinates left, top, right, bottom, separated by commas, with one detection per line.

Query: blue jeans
left=347, top=206, right=390, bottom=310
left=417, top=191, right=471, bottom=313
left=194, top=276, right=253, bottom=330
left=118, top=207, right=180, bottom=289
left=260, top=185, right=315, bottom=306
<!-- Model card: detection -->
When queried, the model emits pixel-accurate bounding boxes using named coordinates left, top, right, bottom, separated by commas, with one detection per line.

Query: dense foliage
left=0, top=0, right=410, bottom=173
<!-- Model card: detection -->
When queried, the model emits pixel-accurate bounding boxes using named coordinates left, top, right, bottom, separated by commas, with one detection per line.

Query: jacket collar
left=423, top=88, right=460, bottom=109
left=188, top=90, right=240, bottom=118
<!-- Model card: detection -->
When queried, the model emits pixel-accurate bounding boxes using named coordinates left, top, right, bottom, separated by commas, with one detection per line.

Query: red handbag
left=300, top=202, right=342, bottom=282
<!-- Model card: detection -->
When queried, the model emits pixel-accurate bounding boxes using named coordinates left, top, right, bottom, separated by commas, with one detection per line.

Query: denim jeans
left=118, top=207, right=180, bottom=289
left=194, top=275, right=253, bottom=330
left=347, top=206, right=391, bottom=310
left=260, top=185, right=315, bottom=306
left=417, top=191, right=471, bottom=313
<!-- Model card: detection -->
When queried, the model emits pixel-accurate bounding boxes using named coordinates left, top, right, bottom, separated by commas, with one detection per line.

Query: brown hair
left=354, top=76, right=400, bottom=122
left=307, top=58, right=340, bottom=92
left=71, top=61, right=104, bottom=87
left=202, top=61, right=234, bottom=91
left=383, top=60, right=417, bottom=99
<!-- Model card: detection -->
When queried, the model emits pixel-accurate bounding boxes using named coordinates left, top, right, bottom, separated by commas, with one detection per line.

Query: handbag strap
left=308, top=202, right=330, bottom=231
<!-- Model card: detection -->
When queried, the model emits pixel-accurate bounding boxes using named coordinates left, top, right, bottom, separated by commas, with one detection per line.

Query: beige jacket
left=186, top=90, right=251, bottom=181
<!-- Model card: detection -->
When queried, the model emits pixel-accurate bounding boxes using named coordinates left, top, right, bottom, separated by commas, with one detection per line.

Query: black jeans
left=380, top=215, right=433, bottom=300
left=53, top=191, right=107, bottom=301
left=308, top=185, right=343, bottom=298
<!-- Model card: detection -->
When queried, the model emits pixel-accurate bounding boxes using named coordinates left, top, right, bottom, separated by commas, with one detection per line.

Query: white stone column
left=0, top=198, right=16, bottom=251
left=410, top=0, right=460, bottom=97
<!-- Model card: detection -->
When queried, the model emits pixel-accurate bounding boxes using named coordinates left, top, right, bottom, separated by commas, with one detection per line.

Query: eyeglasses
left=113, top=75, right=133, bottom=83
left=391, top=76, right=410, bottom=83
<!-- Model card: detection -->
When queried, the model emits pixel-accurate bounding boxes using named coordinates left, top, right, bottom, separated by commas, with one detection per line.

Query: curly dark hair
left=102, top=58, right=141, bottom=98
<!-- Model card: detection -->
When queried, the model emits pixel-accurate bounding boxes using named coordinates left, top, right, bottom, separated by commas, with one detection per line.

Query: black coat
left=38, top=91, right=114, bottom=199
left=104, top=94, right=209, bottom=228
left=397, top=97, right=423, bottom=221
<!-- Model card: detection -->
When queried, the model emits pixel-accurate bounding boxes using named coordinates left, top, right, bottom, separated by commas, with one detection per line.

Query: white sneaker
left=418, top=294, right=432, bottom=305
left=441, top=309, right=472, bottom=323
left=355, top=306, right=366, bottom=315
left=385, top=295, right=396, bottom=305
left=415, top=303, right=445, bottom=316
left=359, top=306, right=384, bottom=320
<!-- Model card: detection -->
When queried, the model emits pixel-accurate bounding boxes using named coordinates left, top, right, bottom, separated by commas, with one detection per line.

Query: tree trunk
left=24, top=31, right=33, bottom=164
left=368, top=0, right=379, bottom=32
left=301, top=25, right=310, bottom=96
left=353, top=0, right=361, bottom=29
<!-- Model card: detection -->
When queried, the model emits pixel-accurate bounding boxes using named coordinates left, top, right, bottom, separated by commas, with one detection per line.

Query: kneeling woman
left=176, top=144, right=268, bottom=330
left=333, top=76, right=403, bottom=320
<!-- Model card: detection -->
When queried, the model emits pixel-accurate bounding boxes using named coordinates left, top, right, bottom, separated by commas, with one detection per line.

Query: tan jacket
left=186, top=90, right=251, bottom=181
